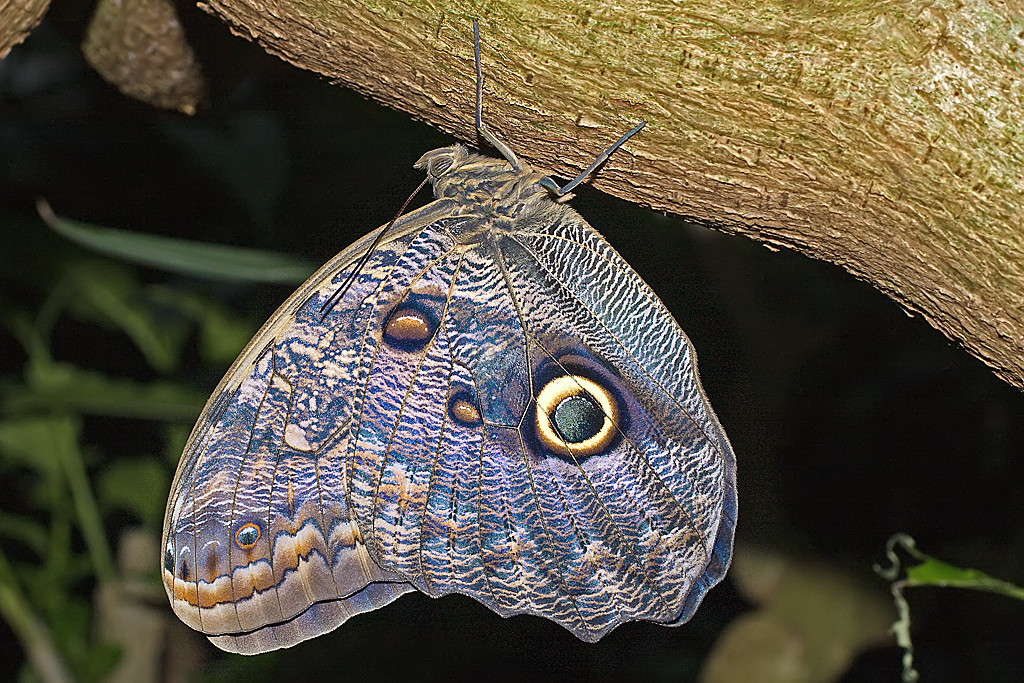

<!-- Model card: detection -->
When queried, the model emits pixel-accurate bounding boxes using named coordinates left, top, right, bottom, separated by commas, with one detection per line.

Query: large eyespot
left=383, top=305, right=437, bottom=350
left=235, top=522, right=261, bottom=550
left=535, top=375, right=619, bottom=458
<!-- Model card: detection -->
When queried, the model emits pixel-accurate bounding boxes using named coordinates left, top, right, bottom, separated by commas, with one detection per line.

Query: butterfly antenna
left=473, top=20, right=522, bottom=171
left=540, top=121, right=646, bottom=196
left=318, top=175, right=431, bottom=320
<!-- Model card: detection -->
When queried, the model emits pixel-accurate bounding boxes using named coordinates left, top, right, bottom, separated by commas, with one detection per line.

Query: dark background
left=2, top=1, right=1023, bottom=681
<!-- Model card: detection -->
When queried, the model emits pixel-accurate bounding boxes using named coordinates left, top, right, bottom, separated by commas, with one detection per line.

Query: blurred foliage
left=0, top=14, right=329, bottom=676
left=0, top=197, right=265, bottom=681
left=41, top=204, right=316, bottom=285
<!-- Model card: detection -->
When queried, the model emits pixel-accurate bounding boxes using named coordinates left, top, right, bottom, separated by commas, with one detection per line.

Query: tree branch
left=198, top=0, right=1024, bottom=390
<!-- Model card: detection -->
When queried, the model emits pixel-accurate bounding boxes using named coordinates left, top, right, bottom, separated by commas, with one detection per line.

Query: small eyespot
left=535, top=375, right=619, bottom=458
left=383, top=306, right=436, bottom=350
left=235, top=523, right=261, bottom=550
left=449, top=394, right=482, bottom=426
left=164, top=547, right=174, bottom=573
left=427, top=153, right=456, bottom=177
left=202, top=544, right=220, bottom=581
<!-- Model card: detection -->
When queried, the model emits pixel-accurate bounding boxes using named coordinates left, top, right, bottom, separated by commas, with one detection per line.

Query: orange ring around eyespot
left=235, top=522, right=261, bottom=550
left=535, top=375, right=618, bottom=458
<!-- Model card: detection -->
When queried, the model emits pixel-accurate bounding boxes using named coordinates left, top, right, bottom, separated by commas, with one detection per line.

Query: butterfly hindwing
left=513, top=206, right=735, bottom=550
left=162, top=146, right=737, bottom=654
left=502, top=205, right=736, bottom=626
left=343, top=196, right=735, bottom=641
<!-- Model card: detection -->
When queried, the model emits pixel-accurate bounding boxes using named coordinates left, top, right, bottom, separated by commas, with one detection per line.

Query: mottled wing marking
left=419, top=322, right=490, bottom=594
left=342, top=206, right=732, bottom=642
left=514, top=223, right=719, bottom=448
left=348, top=225, right=464, bottom=569
left=437, top=207, right=728, bottom=638
left=528, top=343, right=673, bottom=613
left=508, top=210, right=736, bottom=623
left=162, top=202, right=460, bottom=653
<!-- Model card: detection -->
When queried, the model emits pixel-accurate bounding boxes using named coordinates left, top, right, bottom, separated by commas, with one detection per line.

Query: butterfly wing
left=347, top=200, right=736, bottom=640
left=504, top=206, right=736, bottom=629
left=164, top=150, right=736, bottom=653
left=161, top=199, right=460, bottom=654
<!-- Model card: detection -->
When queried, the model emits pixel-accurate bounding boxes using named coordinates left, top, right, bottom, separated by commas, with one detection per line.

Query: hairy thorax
left=416, top=145, right=570, bottom=246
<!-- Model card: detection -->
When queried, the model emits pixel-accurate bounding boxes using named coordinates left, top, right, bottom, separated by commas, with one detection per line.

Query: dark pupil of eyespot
left=237, top=526, right=259, bottom=546
left=164, top=549, right=174, bottom=572
left=551, top=394, right=603, bottom=444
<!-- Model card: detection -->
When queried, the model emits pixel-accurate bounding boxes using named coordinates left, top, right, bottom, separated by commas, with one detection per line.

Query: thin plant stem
left=0, top=549, right=76, bottom=683
left=51, top=416, right=116, bottom=583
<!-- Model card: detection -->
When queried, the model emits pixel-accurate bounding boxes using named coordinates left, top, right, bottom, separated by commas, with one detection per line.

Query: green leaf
left=48, top=596, right=120, bottom=683
left=0, top=417, right=65, bottom=478
left=6, top=360, right=207, bottom=421
left=0, top=416, right=114, bottom=582
left=163, top=423, right=192, bottom=466
left=892, top=535, right=1024, bottom=600
left=147, top=285, right=259, bottom=364
left=46, top=418, right=116, bottom=583
left=0, top=550, right=76, bottom=683
left=40, top=200, right=315, bottom=284
left=194, top=297, right=259, bottom=363
left=0, top=414, right=72, bottom=512
left=76, top=641, right=121, bottom=683
left=97, top=459, right=169, bottom=529
left=875, top=533, right=1024, bottom=683
left=0, top=512, right=49, bottom=557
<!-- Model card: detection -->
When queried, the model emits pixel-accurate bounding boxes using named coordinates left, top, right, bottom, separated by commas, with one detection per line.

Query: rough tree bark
left=0, top=0, right=50, bottom=58
left=198, top=0, right=1024, bottom=390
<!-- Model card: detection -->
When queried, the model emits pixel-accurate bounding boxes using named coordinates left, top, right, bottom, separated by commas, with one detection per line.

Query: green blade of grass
left=4, top=360, right=208, bottom=422
left=38, top=199, right=316, bottom=284
left=0, top=550, right=75, bottom=683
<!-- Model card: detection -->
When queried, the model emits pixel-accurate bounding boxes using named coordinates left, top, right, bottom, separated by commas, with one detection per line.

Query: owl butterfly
left=161, top=21, right=737, bottom=654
